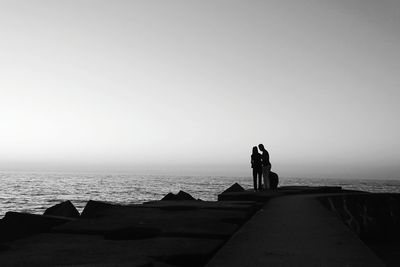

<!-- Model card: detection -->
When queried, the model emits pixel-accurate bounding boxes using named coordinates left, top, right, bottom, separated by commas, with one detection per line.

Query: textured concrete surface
left=207, top=194, right=385, bottom=267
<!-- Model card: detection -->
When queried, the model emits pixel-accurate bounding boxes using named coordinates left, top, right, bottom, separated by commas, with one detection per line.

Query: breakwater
left=0, top=184, right=398, bottom=266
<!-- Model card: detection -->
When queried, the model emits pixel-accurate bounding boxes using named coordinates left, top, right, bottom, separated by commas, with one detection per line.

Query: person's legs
left=258, top=170, right=262, bottom=191
left=263, top=165, right=271, bottom=189
left=252, top=169, right=257, bottom=191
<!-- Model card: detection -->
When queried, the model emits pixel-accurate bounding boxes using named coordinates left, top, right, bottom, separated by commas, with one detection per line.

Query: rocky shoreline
left=0, top=184, right=398, bottom=266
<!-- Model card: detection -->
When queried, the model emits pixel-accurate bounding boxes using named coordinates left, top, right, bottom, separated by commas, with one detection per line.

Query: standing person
left=251, top=146, right=263, bottom=191
left=258, top=144, right=271, bottom=189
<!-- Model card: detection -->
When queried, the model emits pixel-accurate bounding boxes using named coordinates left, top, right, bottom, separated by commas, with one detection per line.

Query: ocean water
left=1, top=171, right=400, bottom=218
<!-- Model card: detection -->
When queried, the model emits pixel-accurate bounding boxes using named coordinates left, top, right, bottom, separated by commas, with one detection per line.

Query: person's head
left=252, top=146, right=258, bottom=155
left=258, top=144, right=265, bottom=151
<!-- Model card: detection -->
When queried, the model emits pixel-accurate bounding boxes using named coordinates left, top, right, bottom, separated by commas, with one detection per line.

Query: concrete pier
left=207, top=194, right=384, bottom=266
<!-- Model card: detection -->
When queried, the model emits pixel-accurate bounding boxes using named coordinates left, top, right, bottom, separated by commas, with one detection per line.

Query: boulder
left=176, top=190, right=196, bottom=201
left=43, top=200, right=80, bottom=218
left=161, top=193, right=177, bottom=201
left=161, top=191, right=196, bottom=201
left=80, top=200, right=116, bottom=218
left=0, top=212, right=72, bottom=242
left=221, top=183, right=245, bottom=194
left=269, top=171, right=279, bottom=190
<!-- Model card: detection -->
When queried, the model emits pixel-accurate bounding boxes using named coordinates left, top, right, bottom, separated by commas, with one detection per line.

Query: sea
left=1, top=171, right=400, bottom=218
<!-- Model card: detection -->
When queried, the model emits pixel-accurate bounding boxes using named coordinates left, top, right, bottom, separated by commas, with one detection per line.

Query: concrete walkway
left=206, top=195, right=385, bottom=267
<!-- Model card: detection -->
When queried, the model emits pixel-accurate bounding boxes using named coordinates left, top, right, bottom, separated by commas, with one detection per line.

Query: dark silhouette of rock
left=318, top=193, right=400, bottom=266
left=270, top=171, right=279, bottom=190
left=177, top=190, right=195, bottom=200
left=222, top=183, right=245, bottom=194
left=161, top=191, right=196, bottom=201
left=319, top=193, right=400, bottom=242
left=104, top=226, right=162, bottom=240
left=0, top=244, right=10, bottom=252
left=161, top=193, right=177, bottom=201
left=155, top=253, right=214, bottom=267
left=43, top=200, right=80, bottom=218
left=0, top=212, right=72, bottom=242
left=80, top=200, right=116, bottom=218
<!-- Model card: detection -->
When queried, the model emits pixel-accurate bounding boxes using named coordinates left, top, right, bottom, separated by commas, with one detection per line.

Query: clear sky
left=0, top=0, right=399, bottom=178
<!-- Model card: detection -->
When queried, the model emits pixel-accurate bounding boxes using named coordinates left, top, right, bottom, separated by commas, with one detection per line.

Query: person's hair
left=258, top=144, right=265, bottom=151
left=252, top=146, right=258, bottom=155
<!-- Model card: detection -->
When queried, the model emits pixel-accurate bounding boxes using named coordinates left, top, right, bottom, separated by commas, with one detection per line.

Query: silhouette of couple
left=251, top=144, right=271, bottom=191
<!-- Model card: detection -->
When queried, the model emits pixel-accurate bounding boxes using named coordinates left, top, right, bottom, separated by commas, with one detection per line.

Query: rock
left=270, top=172, right=279, bottom=189
left=161, top=193, right=177, bottom=201
left=80, top=200, right=116, bottom=218
left=161, top=191, right=196, bottom=201
left=176, top=190, right=196, bottom=201
left=0, top=212, right=72, bottom=242
left=104, top=226, right=162, bottom=240
left=221, top=183, right=245, bottom=194
left=53, top=203, right=248, bottom=239
left=0, top=233, right=224, bottom=266
left=319, top=193, right=400, bottom=242
left=43, top=200, right=80, bottom=218
left=143, top=200, right=260, bottom=214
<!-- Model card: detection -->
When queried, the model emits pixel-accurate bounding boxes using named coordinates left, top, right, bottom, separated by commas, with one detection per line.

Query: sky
left=0, top=0, right=399, bottom=178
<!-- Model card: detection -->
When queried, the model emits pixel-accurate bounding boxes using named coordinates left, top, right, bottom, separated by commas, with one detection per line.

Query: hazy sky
left=0, top=0, right=399, bottom=178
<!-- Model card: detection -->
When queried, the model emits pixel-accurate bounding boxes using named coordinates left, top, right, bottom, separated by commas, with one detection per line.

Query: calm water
left=1, top=171, right=400, bottom=217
